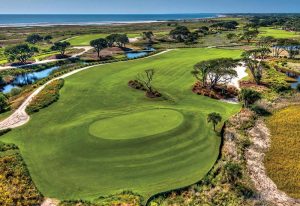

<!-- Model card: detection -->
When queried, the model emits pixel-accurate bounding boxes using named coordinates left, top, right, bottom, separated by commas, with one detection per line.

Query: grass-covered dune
left=1, top=48, right=242, bottom=201
left=265, top=105, right=300, bottom=199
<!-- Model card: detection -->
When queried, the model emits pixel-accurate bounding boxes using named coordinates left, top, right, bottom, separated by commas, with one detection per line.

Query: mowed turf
left=1, top=48, right=242, bottom=201
left=89, top=109, right=184, bottom=140
left=259, top=27, right=300, bottom=39
left=68, top=33, right=140, bottom=46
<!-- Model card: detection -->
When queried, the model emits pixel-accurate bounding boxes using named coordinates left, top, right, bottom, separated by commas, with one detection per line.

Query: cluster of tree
left=169, top=26, right=199, bottom=44
left=249, top=15, right=300, bottom=31
left=210, top=21, right=239, bottom=31
left=106, top=33, right=129, bottom=48
left=26, top=33, right=53, bottom=44
left=4, top=44, right=39, bottom=64
left=192, top=58, right=239, bottom=89
left=89, top=34, right=129, bottom=59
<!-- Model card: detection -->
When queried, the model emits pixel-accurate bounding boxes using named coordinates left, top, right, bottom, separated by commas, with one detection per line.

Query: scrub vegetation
left=265, top=105, right=300, bottom=199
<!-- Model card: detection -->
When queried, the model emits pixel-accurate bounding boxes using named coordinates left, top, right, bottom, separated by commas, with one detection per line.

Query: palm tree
left=207, top=112, right=222, bottom=131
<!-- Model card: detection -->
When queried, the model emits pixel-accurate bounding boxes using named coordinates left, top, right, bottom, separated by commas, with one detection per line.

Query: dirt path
left=0, top=46, right=92, bottom=71
left=246, top=120, right=300, bottom=206
left=0, top=49, right=173, bottom=130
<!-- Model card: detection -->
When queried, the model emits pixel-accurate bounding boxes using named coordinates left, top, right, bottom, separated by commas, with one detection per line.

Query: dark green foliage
left=210, top=21, right=239, bottom=31
left=51, top=41, right=71, bottom=55
left=207, top=112, right=222, bottom=131
left=0, top=92, right=8, bottom=113
left=4, top=44, right=38, bottom=64
left=250, top=105, right=271, bottom=116
left=192, top=58, right=239, bottom=89
left=239, top=89, right=261, bottom=108
left=0, top=141, right=16, bottom=151
left=26, top=79, right=64, bottom=114
left=297, top=84, right=300, bottom=92
left=105, top=33, right=129, bottom=47
left=90, top=38, right=108, bottom=58
left=26, top=34, right=43, bottom=44
left=44, top=35, right=53, bottom=42
left=235, top=183, right=254, bottom=199
left=169, top=26, right=191, bottom=42
left=224, top=162, right=243, bottom=183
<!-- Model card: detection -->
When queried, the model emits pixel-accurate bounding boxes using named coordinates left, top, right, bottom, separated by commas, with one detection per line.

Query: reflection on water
left=2, top=66, right=59, bottom=93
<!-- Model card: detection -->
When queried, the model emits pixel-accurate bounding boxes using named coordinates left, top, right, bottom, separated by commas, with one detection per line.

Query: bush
left=26, top=79, right=64, bottom=114
left=0, top=147, right=43, bottom=205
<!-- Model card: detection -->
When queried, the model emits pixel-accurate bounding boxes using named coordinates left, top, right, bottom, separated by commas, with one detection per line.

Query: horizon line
left=0, top=12, right=299, bottom=15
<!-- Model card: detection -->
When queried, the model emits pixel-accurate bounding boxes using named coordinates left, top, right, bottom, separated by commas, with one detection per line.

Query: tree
left=0, top=93, right=8, bottom=113
left=4, top=44, right=38, bottom=64
left=44, top=35, right=53, bottom=43
left=242, top=51, right=264, bottom=85
left=240, top=30, right=259, bottom=43
left=90, top=38, right=108, bottom=59
left=169, top=26, right=191, bottom=42
left=184, top=32, right=199, bottom=45
left=239, top=88, right=261, bottom=108
left=51, top=42, right=71, bottom=56
left=207, top=112, right=222, bottom=131
left=142, top=31, right=154, bottom=43
left=115, top=34, right=129, bottom=48
left=26, top=34, right=43, bottom=44
left=197, top=26, right=209, bottom=35
left=136, top=69, right=155, bottom=94
left=106, top=34, right=118, bottom=47
left=192, top=58, right=239, bottom=89
left=210, top=21, right=239, bottom=31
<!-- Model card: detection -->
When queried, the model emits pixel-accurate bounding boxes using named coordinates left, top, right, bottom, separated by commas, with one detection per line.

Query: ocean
left=0, top=14, right=219, bottom=27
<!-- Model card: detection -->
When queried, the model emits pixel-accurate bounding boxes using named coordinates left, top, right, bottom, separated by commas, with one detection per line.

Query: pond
left=1, top=66, right=60, bottom=93
left=125, top=47, right=155, bottom=59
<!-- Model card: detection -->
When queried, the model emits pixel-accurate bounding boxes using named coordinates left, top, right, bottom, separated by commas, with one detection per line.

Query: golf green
left=89, top=109, right=184, bottom=140
left=1, top=48, right=242, bottom=201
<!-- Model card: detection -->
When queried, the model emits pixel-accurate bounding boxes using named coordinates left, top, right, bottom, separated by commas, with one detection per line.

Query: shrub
left=26, top=79, right=64, bottom=114
left=0, top=146, right=43, bottom=205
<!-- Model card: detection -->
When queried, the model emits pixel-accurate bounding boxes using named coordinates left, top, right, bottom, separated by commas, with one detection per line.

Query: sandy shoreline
left=0, top=14, right=225, bottom=28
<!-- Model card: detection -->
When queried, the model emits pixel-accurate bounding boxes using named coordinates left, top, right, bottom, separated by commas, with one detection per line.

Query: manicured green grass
left=265, top=105, right=300, bottom=199
left=259, top=27, right=300, bottom=39
left=1, top=48, right=242, bottom=202
left=89, top=109, right=184, bottom=140
left=68, top=33, right=140, bottom=46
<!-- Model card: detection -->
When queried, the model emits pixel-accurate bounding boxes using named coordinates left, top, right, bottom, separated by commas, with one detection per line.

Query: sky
left=0, top=0, right=299, bottom=14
